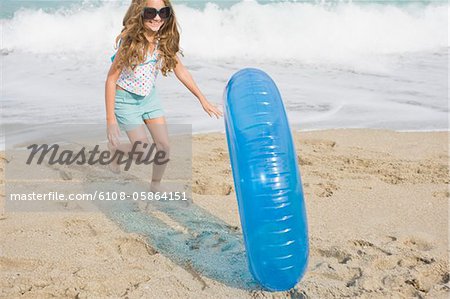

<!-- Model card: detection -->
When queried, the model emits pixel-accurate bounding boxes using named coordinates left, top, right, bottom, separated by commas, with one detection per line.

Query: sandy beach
left=0, top=129, right=448, bottom=298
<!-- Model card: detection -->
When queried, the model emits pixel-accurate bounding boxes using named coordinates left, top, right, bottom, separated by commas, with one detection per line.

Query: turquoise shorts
left=114, top=87, right=165, bottom=131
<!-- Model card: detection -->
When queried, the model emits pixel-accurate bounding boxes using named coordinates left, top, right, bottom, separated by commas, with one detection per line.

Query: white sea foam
left=1, top=1, right=448, bottom=70
left=1, top=1, right=448, bottom=150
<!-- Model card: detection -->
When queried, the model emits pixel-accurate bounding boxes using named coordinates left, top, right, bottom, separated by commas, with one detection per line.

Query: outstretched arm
left=105, top=49, right=123, bottom=147
left=173, top=54, right=223, bottom=118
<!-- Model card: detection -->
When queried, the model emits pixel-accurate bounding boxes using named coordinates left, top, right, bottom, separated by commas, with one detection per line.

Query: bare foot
left=149, top=181, right=174, bottom=193
left=107, top=142, right=121, bottom=174
left=136, top=200, right=154, bottom=213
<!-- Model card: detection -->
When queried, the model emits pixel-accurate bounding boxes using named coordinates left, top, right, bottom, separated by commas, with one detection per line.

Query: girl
left=105, top=0, right=222, bottom=193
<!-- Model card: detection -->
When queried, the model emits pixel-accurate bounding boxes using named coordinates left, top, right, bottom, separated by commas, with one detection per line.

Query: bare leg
left=144, top=117, right=170, bottom=193
left=107, top=142, right=122, bottom=173
left=107, top=124, right=152, bottom=173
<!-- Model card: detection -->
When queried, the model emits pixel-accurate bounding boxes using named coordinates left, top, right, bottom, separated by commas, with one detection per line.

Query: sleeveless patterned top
left=111, top=40, right=162, bottom=96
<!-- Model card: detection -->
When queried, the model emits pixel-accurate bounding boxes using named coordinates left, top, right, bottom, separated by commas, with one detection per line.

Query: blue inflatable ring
left=223, top=68, right=309, bottom=291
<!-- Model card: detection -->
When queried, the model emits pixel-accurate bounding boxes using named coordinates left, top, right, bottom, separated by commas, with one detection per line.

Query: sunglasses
left=142, top=6, right=172, bottom=20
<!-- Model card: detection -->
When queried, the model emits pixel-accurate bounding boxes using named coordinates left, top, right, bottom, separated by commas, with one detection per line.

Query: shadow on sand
left=83, top=171, right=259, bottom=291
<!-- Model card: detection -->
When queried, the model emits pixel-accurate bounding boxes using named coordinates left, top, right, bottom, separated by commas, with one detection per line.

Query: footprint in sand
left=316, top=246, right=352, bottom=264
left=402, top=236, right=433, bottom=251
left=192, top=179, right=233, bottom=196
left=116, top=236, right=158, bottom=259
left=432, top=190, right=449, bottom=199
left=185, top=231, right=237, bottom=253
left=314, top=182, right=338, bottom=198
left=297, top=155, right=313, bottom=166
left=311, top=261, right=362, bottom=286
left=397, top=255, right=436, bottom=268
left=351, top=239, right=392, bottom=256
left=63, top=219, right=98, bottom=237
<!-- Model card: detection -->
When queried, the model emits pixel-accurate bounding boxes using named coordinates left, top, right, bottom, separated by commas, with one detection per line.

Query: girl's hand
left=106, top=121, right=121, bottom=147
left=202, top=101, right=223, bottom=118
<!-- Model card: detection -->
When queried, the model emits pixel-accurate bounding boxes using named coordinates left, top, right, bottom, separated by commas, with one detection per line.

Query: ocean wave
left=1, top=1, right=448, bottom=69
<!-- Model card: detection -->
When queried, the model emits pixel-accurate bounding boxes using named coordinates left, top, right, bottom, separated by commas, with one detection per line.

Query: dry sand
left=0, top=129, right=448, bottom=298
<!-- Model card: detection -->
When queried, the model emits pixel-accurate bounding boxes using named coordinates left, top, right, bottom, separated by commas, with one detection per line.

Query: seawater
left=1, top=0, right=448, bottom=143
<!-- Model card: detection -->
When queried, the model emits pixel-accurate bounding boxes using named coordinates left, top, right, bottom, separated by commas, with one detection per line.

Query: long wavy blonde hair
left=114, top=0, right=182, bottom=76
